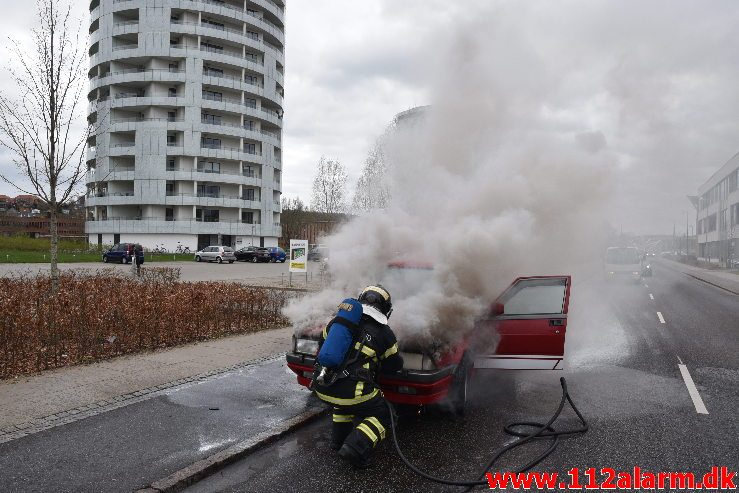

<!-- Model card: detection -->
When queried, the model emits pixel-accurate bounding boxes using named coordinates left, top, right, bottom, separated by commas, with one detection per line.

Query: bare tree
left=0, top=0, right=89, bottom=292
left=311, top=156, right=347, bottom=214
left=352, top=139, right=390, bottom=212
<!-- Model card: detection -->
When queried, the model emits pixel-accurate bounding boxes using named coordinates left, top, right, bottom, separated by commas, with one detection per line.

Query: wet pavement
left=184, top=261, right=739, bottom=492
left=0, top=357, right=321, bottom=493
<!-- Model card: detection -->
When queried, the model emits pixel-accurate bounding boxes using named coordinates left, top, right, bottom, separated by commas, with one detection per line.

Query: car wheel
left=251, top=257, right=257, bottom=263
left=449, top=354, right=472, bottom=417
left=217, top=257, right=223, bottom=264
left=103, top=256, right=108, bottom=263
left=121, top=257, right=128, bottom=264
left=195, top=256, right=201, bottom=262
left=228, top=260, right=234, bottom=264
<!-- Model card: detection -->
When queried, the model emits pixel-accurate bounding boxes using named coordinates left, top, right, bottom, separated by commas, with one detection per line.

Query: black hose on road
left=385, top=377, right=589, bottom=490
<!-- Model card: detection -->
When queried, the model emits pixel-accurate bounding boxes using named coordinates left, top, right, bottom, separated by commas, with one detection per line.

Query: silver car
left=194, top=245, right=236, bottom=264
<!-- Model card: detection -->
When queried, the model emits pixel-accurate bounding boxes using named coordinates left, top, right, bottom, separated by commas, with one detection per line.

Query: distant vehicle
left=307, top=245, right=329, bottom=262
left=194, top=246, right=235, bottom=264
left=604, top=246, right=642, bottom=281
left=234, top=246, right=272, bottom=263
left=268, top=246, right=287, bottom=263
left=103, top=243, right=144, bottom=265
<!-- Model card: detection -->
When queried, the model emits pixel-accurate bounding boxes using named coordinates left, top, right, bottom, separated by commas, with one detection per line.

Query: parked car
left=286, top=261, right=571, bottom=415
left=194, top=246, right=236, bottom=264
left=307, top=245, right=329, bottom=262
left=102, top=243, right=144, bottom=265
left=234, top=246, right=272, bottom=263
left=268, top=247, right=287, bottom=263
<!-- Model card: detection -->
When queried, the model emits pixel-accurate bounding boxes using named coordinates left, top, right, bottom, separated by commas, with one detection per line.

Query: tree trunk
left=50, top=206, right=59, bottom=294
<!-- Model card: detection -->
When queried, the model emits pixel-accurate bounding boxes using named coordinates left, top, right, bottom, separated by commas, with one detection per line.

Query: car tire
left=103, top=256, right=108, bottom=263
left=195, top=256, right=201, bottom=262
left=217, top=257, right=223, bottom=264
left=448, top=354, right=472, bottom=417
left=228, top=260, right=234, bottom=264
left=251, top=257, right=257, bottom=263
left=122, top=257, right=128, bottom=264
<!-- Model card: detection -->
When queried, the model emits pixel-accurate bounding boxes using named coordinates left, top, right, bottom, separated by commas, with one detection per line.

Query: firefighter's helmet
left=358, top=285, right=392, bottom=317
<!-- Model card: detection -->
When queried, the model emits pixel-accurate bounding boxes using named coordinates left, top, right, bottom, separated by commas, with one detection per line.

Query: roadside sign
left=289, top=239, right=308, bottom=273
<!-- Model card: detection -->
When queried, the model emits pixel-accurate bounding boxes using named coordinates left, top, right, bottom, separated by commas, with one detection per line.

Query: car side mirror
left=491, top=302, right=504, bottom=316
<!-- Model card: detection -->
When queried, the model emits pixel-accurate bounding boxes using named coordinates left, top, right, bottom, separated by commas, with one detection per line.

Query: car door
left=109, top=244, right=122, bottom=261
left=474, top=276, right=571, bottom=370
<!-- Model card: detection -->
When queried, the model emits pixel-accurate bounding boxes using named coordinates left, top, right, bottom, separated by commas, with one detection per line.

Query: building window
left=168, top=111, right=176, bottom=122
left=246, top=31, right=258, bottom=40
left=244, top=142, right=256, bottom=154
left=167, top=134, right=177, bottom=146
left=242, top=188, right=255, bottom=201
left=244, top=74, right=259, bottom=86
left=197, top=184, right=220, bottom=198
left=242, top=211, right=254, bottom=224
left=243, top=120, right=255, bottom=131
left=202, top=113, right=222, bottom=125
left=168, top=62, right=179, bottom=72
left=196, top=208, right=220, bottom=222
left=168, top=87, right=177, bottom=97
left=202, top=19, right=225, bottom=30
left=198, top=161, right=220, bottom=173
left=167, top=159, right=176, bottom=171
left=166, top=182, right=175, bottom=196
left=203, top=66, right=224, bottom=77
left=202, top=41, right=223, bottom=54
left=203, top=90, right=222, bottom=101
left=243, top=165, right=255, bottom=177
left=245, top=52, right=258, bottom=63
left=201, top=136, right=221, bottom=149
left=244, top=98, right=256, bottom=109
left=166, top=208, right=174, bottom=221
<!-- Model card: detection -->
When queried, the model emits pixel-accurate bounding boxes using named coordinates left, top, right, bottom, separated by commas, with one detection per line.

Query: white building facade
left=85, top=0, right=285, bottom=251
left=696, top=152, right=739, bottom=265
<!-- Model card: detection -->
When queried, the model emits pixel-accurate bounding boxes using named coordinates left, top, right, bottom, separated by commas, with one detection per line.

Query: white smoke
left=284, top=3, right=618, bottom=348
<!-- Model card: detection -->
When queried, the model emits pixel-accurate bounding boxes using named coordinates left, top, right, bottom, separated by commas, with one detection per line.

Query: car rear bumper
left=285, top=353, right=455, bottom=406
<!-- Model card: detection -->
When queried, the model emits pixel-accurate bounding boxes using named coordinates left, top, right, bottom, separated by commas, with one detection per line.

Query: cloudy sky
left=0, top=0, right=737, bottom=235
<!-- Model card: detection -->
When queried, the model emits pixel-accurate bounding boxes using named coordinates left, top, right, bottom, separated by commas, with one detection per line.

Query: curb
left=685, top=273, right=739, bottom=295
left=137, top=405, right=328, bottom=493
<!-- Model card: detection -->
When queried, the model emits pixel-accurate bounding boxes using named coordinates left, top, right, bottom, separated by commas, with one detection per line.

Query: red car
left=286, top=263, right=571, bottom=414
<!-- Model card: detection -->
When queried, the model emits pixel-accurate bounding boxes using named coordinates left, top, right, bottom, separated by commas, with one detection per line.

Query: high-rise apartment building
left=86, top=0, right=285, bottom=251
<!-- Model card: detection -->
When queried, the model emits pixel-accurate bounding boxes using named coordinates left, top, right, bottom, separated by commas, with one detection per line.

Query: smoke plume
left=284, top=4, right=621, bottom=349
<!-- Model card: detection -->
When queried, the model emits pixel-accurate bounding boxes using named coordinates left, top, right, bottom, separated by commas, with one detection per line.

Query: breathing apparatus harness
left=382, top=376, right=588, bottom=490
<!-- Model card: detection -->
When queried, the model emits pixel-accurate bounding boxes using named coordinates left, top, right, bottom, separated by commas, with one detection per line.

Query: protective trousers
left=331, top=393, right=389, bottom=461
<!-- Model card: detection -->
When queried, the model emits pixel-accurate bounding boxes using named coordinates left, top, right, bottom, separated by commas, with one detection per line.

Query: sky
left=0, top=0, right=737, bottom=235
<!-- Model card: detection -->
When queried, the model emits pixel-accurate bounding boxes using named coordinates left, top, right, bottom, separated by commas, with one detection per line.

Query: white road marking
left=678, top=364, right=709, bottom=414
left=649, top=293, right=654, bottom=300
left=676, top=355, right=683, bottom=364
left=657, top=311, right=666, bottom=324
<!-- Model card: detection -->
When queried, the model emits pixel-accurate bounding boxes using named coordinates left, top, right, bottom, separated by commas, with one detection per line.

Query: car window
left=499, top=278, right=567, bottom=315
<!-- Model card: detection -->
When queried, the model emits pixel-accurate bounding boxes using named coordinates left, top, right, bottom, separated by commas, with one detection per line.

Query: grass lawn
left=0, top=252, right=195, bottom=263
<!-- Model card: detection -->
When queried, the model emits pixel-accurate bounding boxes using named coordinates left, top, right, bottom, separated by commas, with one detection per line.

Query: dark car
left=268, top=247, right=286, bottom=263
left=235, top=246, right=272, bottom=263
left=103, top=243, right=144, bottom=265
left=307, top=245, right=329, bottom=261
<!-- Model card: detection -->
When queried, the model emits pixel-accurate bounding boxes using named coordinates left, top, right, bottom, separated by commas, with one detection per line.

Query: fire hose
left=385, top=377, right=589, bottom=490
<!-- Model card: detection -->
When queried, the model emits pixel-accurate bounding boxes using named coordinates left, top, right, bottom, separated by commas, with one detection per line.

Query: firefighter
left=313, top=285, right=403, bottom=468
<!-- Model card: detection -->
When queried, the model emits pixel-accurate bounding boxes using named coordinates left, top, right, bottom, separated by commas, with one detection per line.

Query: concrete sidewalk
left=0, top=326, right=293, bottom=438
left=657, top=258, right=739, bottom=294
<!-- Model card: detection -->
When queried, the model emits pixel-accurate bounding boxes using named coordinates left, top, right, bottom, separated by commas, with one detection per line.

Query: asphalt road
left=185, top=261, right=739, bottom=492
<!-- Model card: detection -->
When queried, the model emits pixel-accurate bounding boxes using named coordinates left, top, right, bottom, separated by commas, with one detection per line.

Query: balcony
left=85, top=217, right=277, bottom=236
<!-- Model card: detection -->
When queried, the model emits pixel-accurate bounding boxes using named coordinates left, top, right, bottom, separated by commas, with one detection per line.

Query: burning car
left=286, top=262, right=571, bottom=414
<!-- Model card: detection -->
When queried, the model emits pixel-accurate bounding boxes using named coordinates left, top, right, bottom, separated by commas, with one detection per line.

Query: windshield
left=606, top=248, right=640, bottom=265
